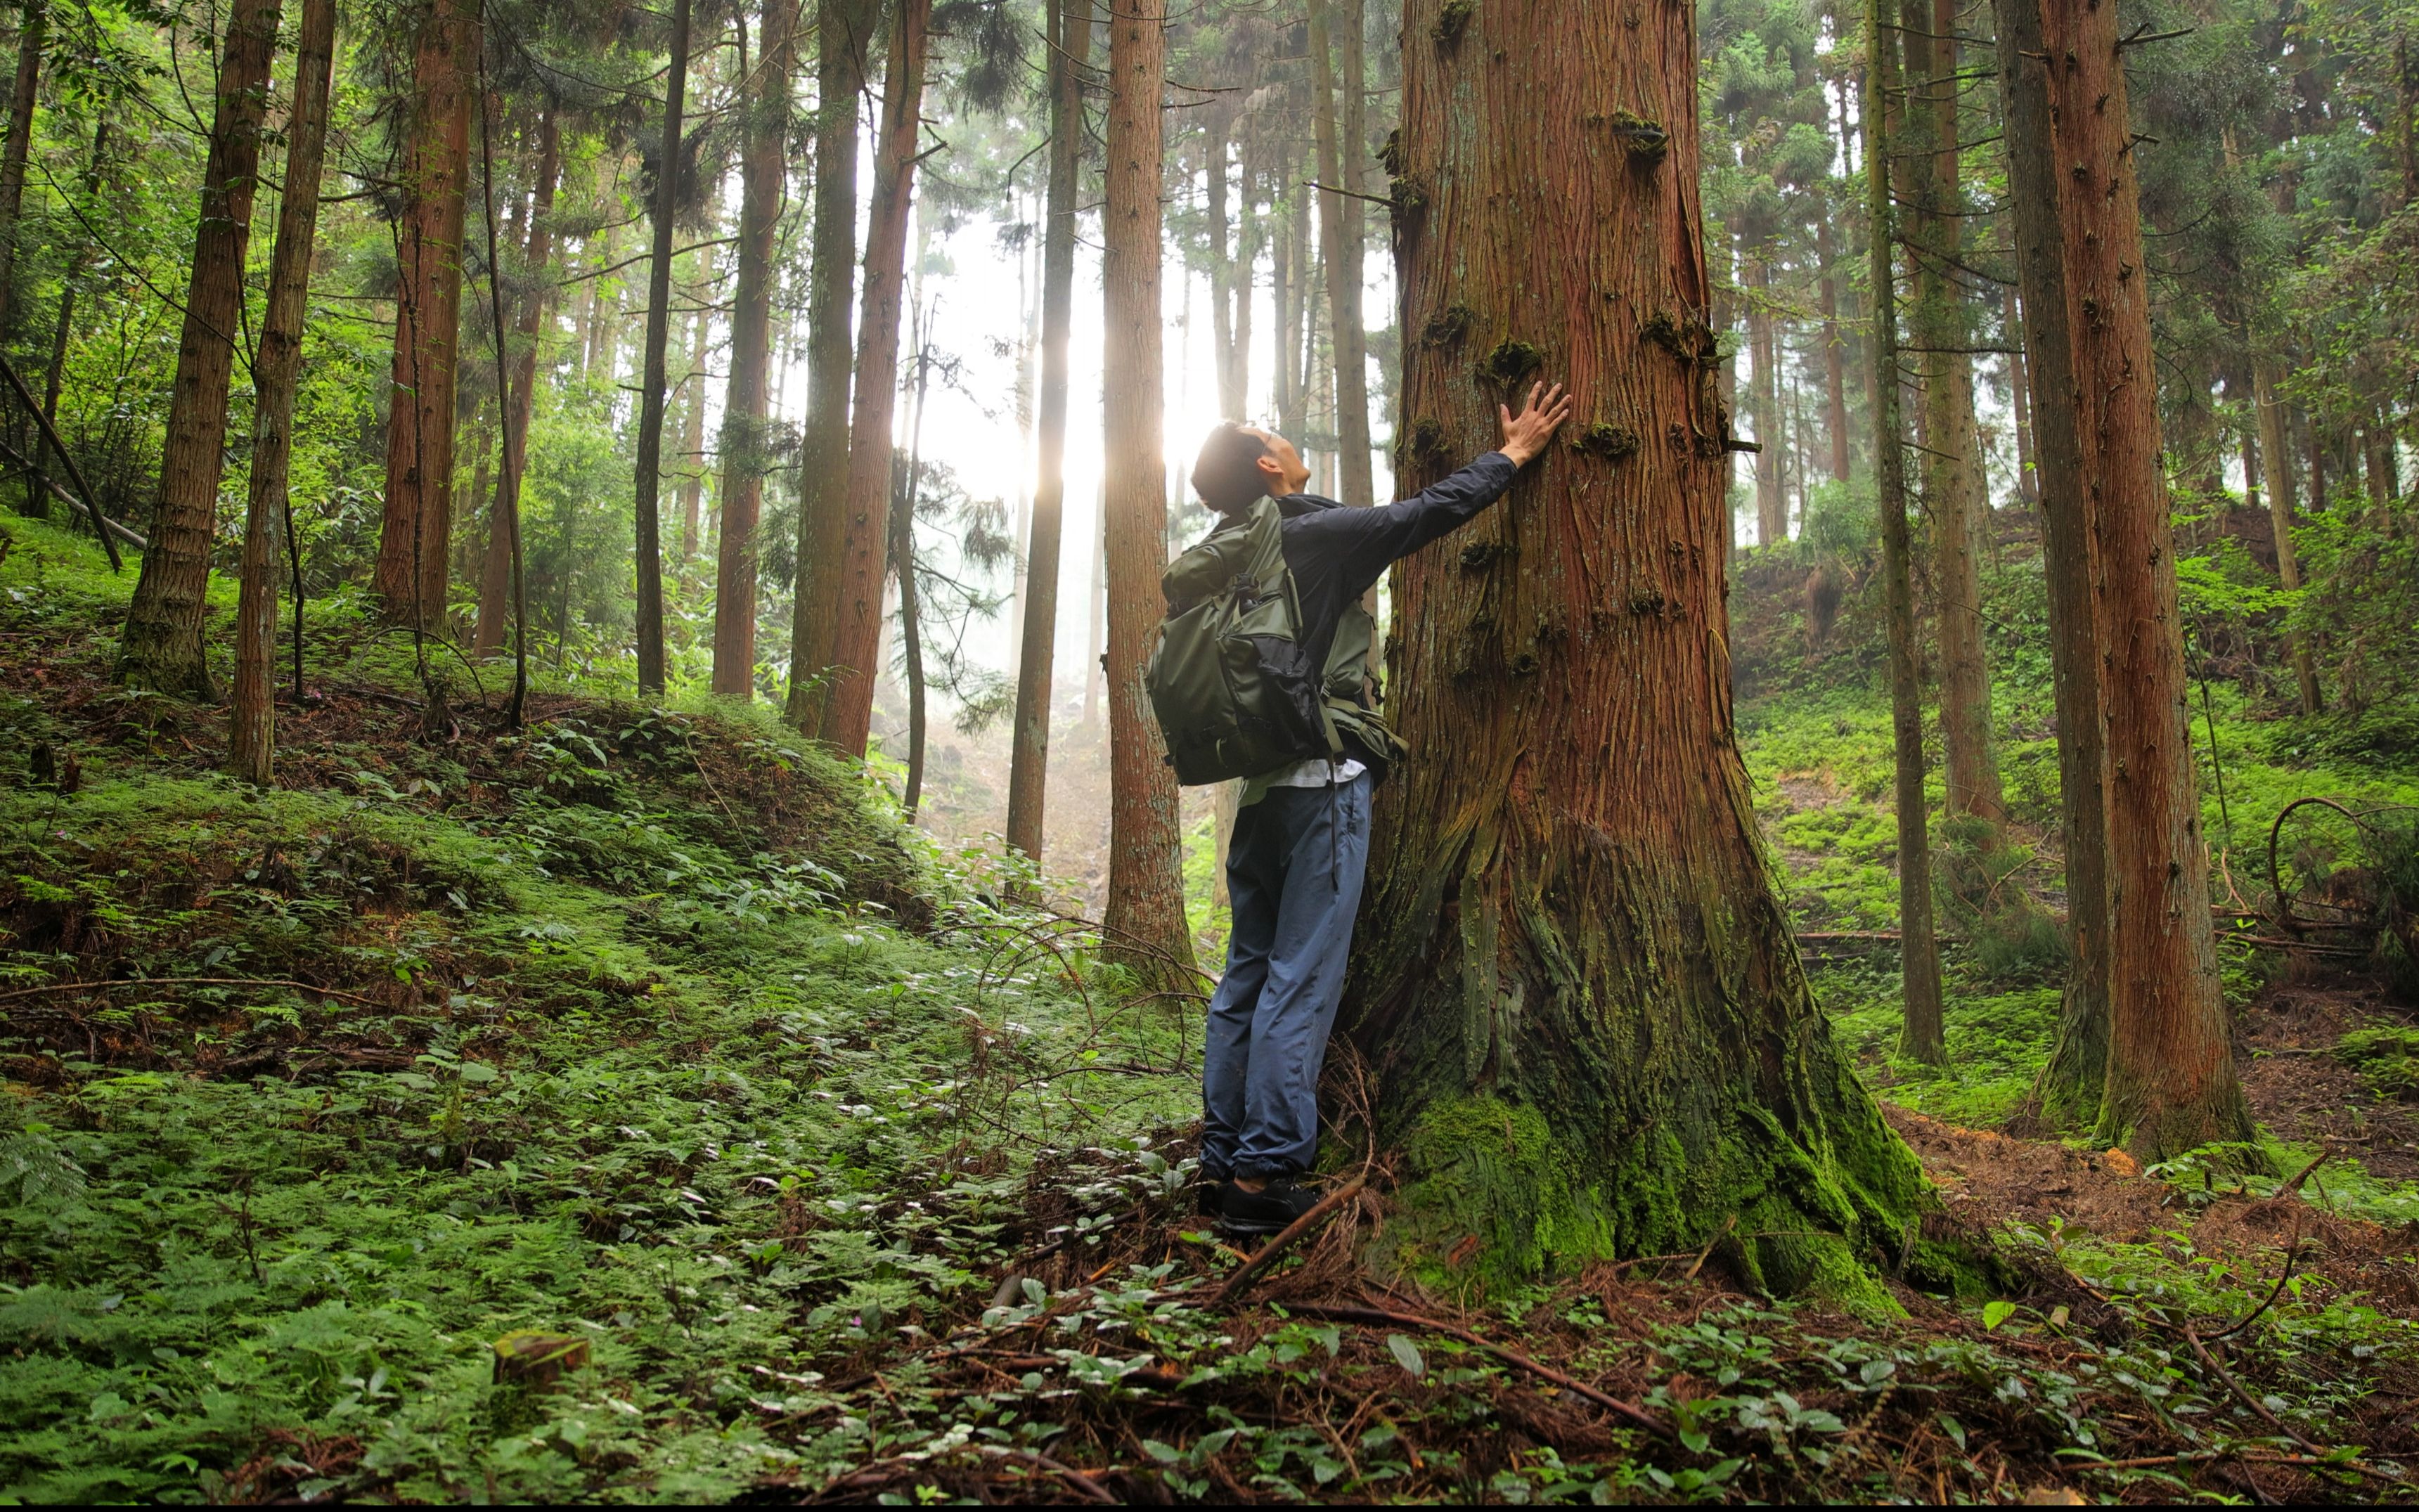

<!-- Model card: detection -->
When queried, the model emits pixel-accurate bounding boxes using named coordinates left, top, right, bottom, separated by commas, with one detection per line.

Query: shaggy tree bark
left=1004, top=0, right=1090, bottom=866
left=1340, top=0, right=1923, bottom=1295
left=819, top=0, right=929, bottom=756
left=1306, top=0, right=1372, bottom=506
left=229, top=0, right=334, bottom=784
left=711, top=0, right=801, bottom=699
left=1904, top=0, right=2006, bottom=832
left=1869, top=9, right=1948, bottom=1066
left=0, top=0, right=46, bottom=337
left=631, top=0, right=692, bottom=696
left=475, top=105, right=559, bottom=659
left=374, top=0, right=479, bottom=628
left=118, top=0, right=283, bottom=694
left=1999, top=0, right=2256, bottom=1158
left=1997, top=0, right=2111, bottom=1126
left=784, top=0, right=873, bottom=730
left=1100, top=0, right=1194, bottom=976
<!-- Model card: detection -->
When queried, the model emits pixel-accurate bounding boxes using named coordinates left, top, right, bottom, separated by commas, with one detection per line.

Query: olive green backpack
left=1146, top=498, right=1404, bottom=787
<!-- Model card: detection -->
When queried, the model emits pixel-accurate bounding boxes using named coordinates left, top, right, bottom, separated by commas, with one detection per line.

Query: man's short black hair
left=1192, top=422, right=1274, bottom=513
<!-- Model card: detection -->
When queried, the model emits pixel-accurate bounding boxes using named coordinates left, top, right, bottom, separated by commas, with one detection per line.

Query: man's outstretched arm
left=1292, top=383, right=1575, bottom=590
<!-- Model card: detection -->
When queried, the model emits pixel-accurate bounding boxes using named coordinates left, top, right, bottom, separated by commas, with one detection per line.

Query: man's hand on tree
left=1497, top=382, right=1577, bottom=467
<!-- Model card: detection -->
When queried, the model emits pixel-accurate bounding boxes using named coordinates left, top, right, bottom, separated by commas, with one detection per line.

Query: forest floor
left=8, top=515, right=2419, bottom=1504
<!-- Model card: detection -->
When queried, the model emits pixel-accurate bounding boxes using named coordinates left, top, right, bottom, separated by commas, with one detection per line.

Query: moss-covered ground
left=9, top=515, right=2419, bottom=1501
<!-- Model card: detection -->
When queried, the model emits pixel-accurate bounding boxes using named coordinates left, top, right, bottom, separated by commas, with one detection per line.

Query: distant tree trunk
left=1306, top=0, right=1372, bottom=506
left=476, top=105, right=559, bottom=659
left=1232, top=134, right=1257, bottom=419
left=2002, top=0, right=2254, bottom=1159
left=1206, top=119, right=1241, bottom=422
left=31, top=118, right=106, bottom=522
left=230, top=0, right=334, bottom=784
left=1272, top=158, right=1305, bottom=439
left=630, top=0, right=692, bottom=696
left=2369, top=415, right=2400, bottom=512
left=0, top=0, right=46, bottom=337
left=1904, top=0, right=2005, bottom=833
left=1101, top=0, right=1194, bottom=976
left=1864, top=10, right=1948, bottom=1065
left=1083, top=496, right=1104, bottom=727
left=1005, top=0, right=1091, bottom=867
left=1346, top=0, right=1923, bottom=1295
left=117, top=0, right=283, bottom=695
left=2252, top=360, right=2321, bottom=713
left=1815, top=202, right=1852, bottom=484
left=785, top=0, right=873, bottom=730
left=1747, top=258, right=1784, bottom=543
left=2004, top=286, right=2037, bottom=505
left=710, top=0, right=801, bottom=700
left=677, top=297, right=710, bottom=562
left=819, top=0, right=930, bottom=756
left=1998, top=0, right=2111, bottom=1130
left=375, top=0, right=479, bottom=628
left=892, top=344, right=932, bottom=815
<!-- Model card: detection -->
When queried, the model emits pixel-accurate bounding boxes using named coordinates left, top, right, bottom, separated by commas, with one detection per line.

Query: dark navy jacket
left=1259, top=451, right=1519, bottom=677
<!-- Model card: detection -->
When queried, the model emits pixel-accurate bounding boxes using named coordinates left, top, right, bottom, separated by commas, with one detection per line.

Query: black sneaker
left=1218, top=1177, right=1320, bottom=1236
left=1194, top=1173, right=1230, bottom=1217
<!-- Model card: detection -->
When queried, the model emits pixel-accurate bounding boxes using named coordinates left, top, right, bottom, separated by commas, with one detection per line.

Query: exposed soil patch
left=2240, top=980, right=2419, bottom=1180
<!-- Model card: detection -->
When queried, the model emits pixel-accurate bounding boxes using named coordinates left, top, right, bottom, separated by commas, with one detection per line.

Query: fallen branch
left=0, top=976, right=385, bottom=1008
left=2181, top=1325, right=2326, bottom=1456
left=1213, top=1179, right=1365, bottom=1305
left=1282, top=1302, right=1672, bottom=1441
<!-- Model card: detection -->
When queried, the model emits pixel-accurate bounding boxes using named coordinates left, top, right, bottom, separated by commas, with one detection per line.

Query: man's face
left=1251, top=429, right=1312, bottom=498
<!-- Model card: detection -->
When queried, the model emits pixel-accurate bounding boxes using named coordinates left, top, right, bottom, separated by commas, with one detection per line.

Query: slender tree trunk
left=1005, top=0, right=1091, bottom=866
left=893, top=344, right=932, bottom=815
left=230, top=0, right=334, bottom=784
left=0, top=0, right=46, bottom=337
left=1083, top=492, right=1104, bottom=727
left=375, top=0, right=479, bottom=628
left=117, top=0, right=283, bottom=694
left=476, top=105, right=559, bottom=659
left=1748, top=258, right=1783, bottom=543
left=1272, top=160, right=1303, bottom=438
left=818, top=0, right=929, bottom=755
left=631, top=0, right=692, bottom=695
left=2004, top=286, right=2037, bottom=505
left=1999, top=0, right=2112, bottom=1128
left=709, top=0, right=801, bottom=699
left=1101, top=0, right=1194, bottom=976
left=1232, top=131, right=1256, bottom=420
left=1306, top=0, right=1372, bottom=505
left=1867, top=8, right=1947, bottom=1065
left=31, top=118, right=105, bottom=523
left=1346, top=0, right=1923, bottom=1295
left=785, top=0, right=873, bottom=730
left=2252, top=360, right=2321, bottom=713
left=1816, top=204, right=1852, bottom=484
left=1206, top=121, right=1241, bottom=421
left=677, top=295, right=710, bottom=562
left=2002, top=0, right=2254, bottom=1159
left=1904, top=0, right=2005, bottom=832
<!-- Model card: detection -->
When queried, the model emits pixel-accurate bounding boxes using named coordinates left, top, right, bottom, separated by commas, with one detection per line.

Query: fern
left=0, top=1129, right=86, bottom=1211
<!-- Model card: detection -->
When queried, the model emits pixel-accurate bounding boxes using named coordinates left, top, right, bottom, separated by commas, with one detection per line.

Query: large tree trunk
left=476, top=105, right=559, bottom=659
left=785, top=0, right=872, bottom=730
left=1342, top=0, right=1923, bottom=1296
left=818, top=0, right=930, bottom=756
left=2000, top=0, right=2254, bottom=1158
left=0, top=0, right=46, bottom=337
left=1815, top=203, right=1852, bottom=484
left=1004, top=0, right=1091, bottom=866
left=1100, top=0, right=1194, bottom=977
left=1305, top=0, right=1372, bottom=505
left=374, top=0, right=479, bottom=629
left=710, top=0, right=801, bottom=699
left=1997, top=0, right=2112, bottom=1127
left=2252, top=359, right=2321, bottom=713
left=1869, top=8, right=1949, bottom=1065
left=1904, top=0, right=2006, bottom=832
left=117, top=0, right=283, bottom=694
left=631, top=0, right=692, bottom=696
left=229, top=0, right=335, bottom=784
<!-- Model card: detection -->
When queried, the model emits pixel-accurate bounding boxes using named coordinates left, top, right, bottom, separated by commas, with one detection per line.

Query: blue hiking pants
left=1200, top=771, right=1373, bottom=1181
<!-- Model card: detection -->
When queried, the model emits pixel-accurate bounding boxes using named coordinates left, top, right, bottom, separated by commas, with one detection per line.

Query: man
left=1192, top=380, right=1574, bottom=1232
